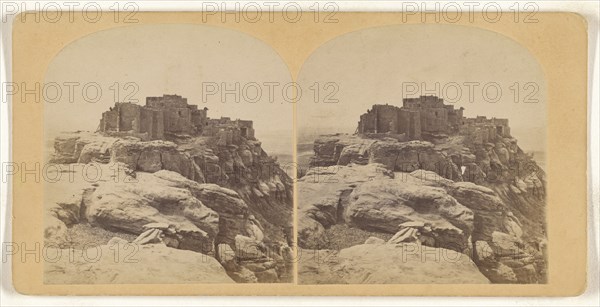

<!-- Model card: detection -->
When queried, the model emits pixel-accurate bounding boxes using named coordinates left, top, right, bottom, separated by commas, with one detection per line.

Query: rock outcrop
left=110, top=140, right=205, bottom=182
left=311, top=134, right=375, bottom=167
left=297, top=163, right=393, bottom=249
left=408, top=170, right=546, bottom=283
left=300, top=126, right=547, bottom=284
left=299, top=242, right=489, bottom=284
left=299, top=164, right=473, bottom=253
left=345, top=178, right=474, bottom=252
left=310, top=135, right=462, bottom=180
left=51, top=130, right=293, bottom=246
left=50, top=131, right=116, bottom=164
left=44, top=238, right=234, bottom=284
left=84, top=170, right=220, bottom=253
left=47, top=126, right=293, bottom=283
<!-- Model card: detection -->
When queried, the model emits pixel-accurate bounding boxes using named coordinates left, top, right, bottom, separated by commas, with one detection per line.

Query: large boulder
left=78, top=139, right=117, bottom=164
left=155, top=173, right=250, bottom=245
left=187, top=183, right=248, bottom=216
left=154, top=171, right=254, bottom=245
left=49, top=132, right=206, bottom=183
left=111, top=140, right=205, bottom=182
left=309, top=135, right=462, bottom=181
left=368, top=140, right=462, bottom=180
left=50, top=132, right=117, bottom=164
left=46, top=183, right=88, bottom=226
left=234, top=235, right=265, bottom=260
left=298, top=163, right=474, bottom=253
left=44, top=240, right=234, bottom=284
left=297, top=217, right=328, bottom=250
left=298, top=244, right=489, bottom=284
left=297, top=164, right=394, bottom=248
left=44, top=213, right=68, bottom=247
left=345, top=179, right=474, bottom=252
left=44, top=163, right=100, bottom=246
left=84, top=171, right=220, bottom=253
left=407, top=170, right=544, bottom=283
left=310, top=134, right=375, bottom=166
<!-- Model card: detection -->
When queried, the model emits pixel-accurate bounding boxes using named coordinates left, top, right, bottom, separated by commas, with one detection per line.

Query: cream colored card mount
left=9, top=11, right=587, bottom=296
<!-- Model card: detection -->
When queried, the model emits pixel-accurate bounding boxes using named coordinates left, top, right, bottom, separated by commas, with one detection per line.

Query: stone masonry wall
left=99, top=95, right=254, bottom=142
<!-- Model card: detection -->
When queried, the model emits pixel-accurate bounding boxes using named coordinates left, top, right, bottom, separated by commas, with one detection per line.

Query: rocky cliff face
left=46, top=130, right=293, bottom=283
left=299, top=132, right=546, bottom=284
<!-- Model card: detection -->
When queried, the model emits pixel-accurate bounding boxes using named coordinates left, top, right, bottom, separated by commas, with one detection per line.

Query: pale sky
left=44, top=23, right=546, bottom=155
left=44, top=24, right=294, bottom=155
left=296, top=24, right=547, bottom=152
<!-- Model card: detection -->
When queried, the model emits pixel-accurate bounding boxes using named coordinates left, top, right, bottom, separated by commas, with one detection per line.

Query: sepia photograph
left=5, top=5, right=591, bottom=300
left=42, top=24, right=294, bottom=284
left=296, top=25, right=548, bottom=284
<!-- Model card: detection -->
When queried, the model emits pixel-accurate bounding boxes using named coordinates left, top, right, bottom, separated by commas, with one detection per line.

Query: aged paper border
left=11, top=12, right=587, bottom=296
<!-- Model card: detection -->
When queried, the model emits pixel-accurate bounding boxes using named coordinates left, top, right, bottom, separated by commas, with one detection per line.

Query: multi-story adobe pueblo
left=99, top=94, right=255, bottom=144
left=357, top=95, right=511, bottom=144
